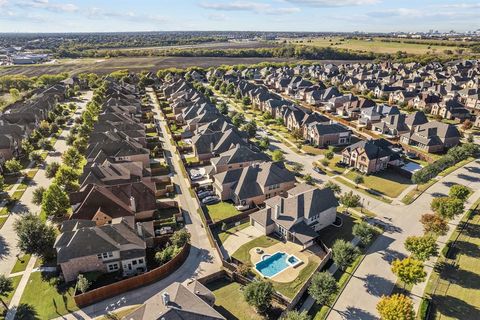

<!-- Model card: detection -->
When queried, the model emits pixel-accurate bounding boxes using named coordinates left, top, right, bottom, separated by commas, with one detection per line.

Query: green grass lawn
left=11, top=254, right=31, bottom=274
left=318, top=213, right=362, bottom=248
left=206, top=278, right=264, bottom=320
left=0, top=275, right=22, bottom=317
left=317, top=156, right=346, bottom=175
left=301, top=145, right=328, bottom=155
left=424, top=204, right=480, bottom=320
left=216, top=221, right=250, bottom=244
left=401, top=179, right=438, bottom=205
left=19, top=272, right=78, bottom=319
left=334, top=176, right=393, bottom=204
left=232, top=236, right=281, bottom=263
left=271, top=258, right=319, bottom=299
left=205, top=202, right=240, bottom=222
left=0, top=216, right=7, bottom=230
left=344, top=169, right=412, bottom=198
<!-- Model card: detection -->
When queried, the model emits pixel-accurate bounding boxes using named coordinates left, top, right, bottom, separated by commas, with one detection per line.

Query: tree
left=243, top=281, right=273, bottom=313
left=32, top=186, right=46, bottom=206
left=308, top=271, right=338, bottom=306
left=391, top=257, right=426, bottom=287
left=13, top=213, right=56, bottom=259
left=170, top=229, right=190, bottom=248
left=339, top=191, right=360, bottom=213
left=353, top=222, right=377, bottom=246
left=332, top=239, right=360, bottom=271
left=283, top=310, right=311, bottom=320
left=291, top=162, right=304, bottom=175
left=303, top=174, right=314, bottom=185
left=258, top=136, right=270, bottom=151
left=232, top=113, right=245, bottom=127
left=420, top=213, right=449, bottom=236
left=54, top=165, right=80, bottom=193
left=76, top=274, right=91, bottom=294
left=404, top=235, right=438, bottom=261
left=0, top=274, right=13, bottom=310
left=272, top=150, right=285, bottom=162
left=449, top=184, right=470, bottom=201
left=4, top=159, right=22, bottom=174
left=155, top=244, right=181, bottom=265
left=41, top=183, right=70, bottom=218
left=431, top=197, right=464, bottom=219
left=0, top=175, right=4, bottom=193
left=241, top=121, right=257, bottom=138
left=29, top=151, right=43, bottom=164
left=218, top=102, right=228, bottom=115
left=45, top=161, right=60, bottom=178
left=377, top=294, right=415, bottom=320
left=62, top=148, right=84, bottom=169
left=9, top=88, right=20, bottom=100
left=242, top=96, right=251, bottom=106
left=324, top=150, right=334, bottom=160
left=353, top=174, right=364, bottom=187
left=323, top=181, right=341, bottom=196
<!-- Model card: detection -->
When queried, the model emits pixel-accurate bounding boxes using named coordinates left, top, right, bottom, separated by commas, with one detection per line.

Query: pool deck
left=249, top=242, right=323, bottom=283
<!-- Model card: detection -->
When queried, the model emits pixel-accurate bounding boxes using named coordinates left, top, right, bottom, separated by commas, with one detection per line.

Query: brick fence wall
left=74, top=243, right=190, bottom=308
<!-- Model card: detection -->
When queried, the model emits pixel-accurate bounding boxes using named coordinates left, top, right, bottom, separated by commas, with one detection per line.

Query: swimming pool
left=255, top=252, right=302, bottom=278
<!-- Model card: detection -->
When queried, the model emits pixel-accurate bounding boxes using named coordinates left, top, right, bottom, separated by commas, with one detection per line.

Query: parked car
left=155, top=226, right=174, bottom=236
left=197, top=185, right=212, bottom=193
left=190, top=172, right=204, bottom=180
left=335, top=161, right=347, bottom=168
left=406, top=152, right=419, bottom=159
left=202, top=196, right=220, bottom=205
left=198, top=190, right=214, bottom=199
left=236, top=204, right=250, bottom=211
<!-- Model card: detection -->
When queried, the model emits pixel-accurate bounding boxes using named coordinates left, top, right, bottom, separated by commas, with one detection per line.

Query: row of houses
left=54, top=80, right=162, bottom=283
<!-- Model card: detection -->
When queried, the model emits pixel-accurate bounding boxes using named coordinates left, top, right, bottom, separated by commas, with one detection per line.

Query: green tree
left=449, top=185, right=470, bottom=201
left=155, top=245, right=180, bottom=265
left=332, top=239, right=360, bottom=271
left=45, top=161, right=60, bottom=179
left=404, top=235, right=438, bottom=261
left=323, top=181, right=341, bottom=196
left=308, top=271, right=338, bottom=306
left=377, top=294, right=415, bottom=320
left=391, top=257, right=426, bottom=287
left=0, top=274, right=13, bottom=310
left=13, top=213, right=56, bottom=259
left=420, top=213, right=449, bottom=236
left=241, top=121, right=257, bottom=138
left=283, top=310, right=311, bottom=320
left=0, top=175, right=4, bottom=192
left=303, top=174, right=314, bottom=185
left=431, top=197, right=464, bottom=219
left=232, top=113, right=245, bottom=127
left=272, top=150, right=285, bottom=162
left=242, top=96, right=251, bottom=106
left=339, top=191, right=361, bottom=213
left=76, top=274, right=91, bottom=294
left=54, top=165, right=80, bottom=193
left=258, top=136, right=270, bottom=151
left=243, top=281, right=274, bottom=314
left=353, top=222, right=377, bottom=246
left=291, top=162, right=304, bottom=175
left=218, top=102, right=228, bottom=115
left=41, top=183, right=70, bottom=218
left=324, top=150, right=334, bottom=160
left=170, top=229, right=190, bottom=247
left=32, top=186, right=46, bottom=206
left=62, top=148, right=85, bottom=169
left=9, top=88, right=20, bottom=100
left=29, top=151, right=43, bottom=164
left=4, top=159, right=22, bottom=174
left=353, top=174, right=364, bottom=187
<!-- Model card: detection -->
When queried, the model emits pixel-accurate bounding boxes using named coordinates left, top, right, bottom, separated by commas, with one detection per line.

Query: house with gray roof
left=400, top=121, right=460, bottom=153
left=342, top=139, right=402, bottom=174
left=210, top=144, right=269, bottom=175
left=55, top=218, right=147, bottom=282
left=305, top=122, right=351, bottom=147
left=250, top=184, right=338, bottom=249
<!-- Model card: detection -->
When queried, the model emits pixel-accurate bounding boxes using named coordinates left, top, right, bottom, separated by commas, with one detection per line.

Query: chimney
left=274, top=204, right=281, bottom=219
left=162, top=292, right=170, bottom=306
left=280, top=197, right=285, bottom=214
left=136, top=222, right=143, bottom=238
left=130, top=196, right=136, bottom=212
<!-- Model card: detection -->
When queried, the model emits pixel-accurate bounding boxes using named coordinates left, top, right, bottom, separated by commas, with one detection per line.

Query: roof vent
left=161, top=292, right=170, bottom=306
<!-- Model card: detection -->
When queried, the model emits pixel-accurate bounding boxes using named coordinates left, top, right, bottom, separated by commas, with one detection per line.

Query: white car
left=190, top=173, right=204, bottom=180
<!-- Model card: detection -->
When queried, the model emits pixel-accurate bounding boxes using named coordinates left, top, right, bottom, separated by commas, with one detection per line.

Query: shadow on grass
left=14, top=303, right=39, bottom=320
left=430, top=294, right=479, bottom=320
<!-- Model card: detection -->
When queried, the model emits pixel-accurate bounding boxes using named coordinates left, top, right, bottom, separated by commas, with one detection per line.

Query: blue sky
left=0, top=0, right=479, bottom=33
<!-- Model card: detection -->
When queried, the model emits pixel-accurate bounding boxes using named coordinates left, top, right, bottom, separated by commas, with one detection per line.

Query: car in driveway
left=190, top=172, right=204, bottom=180
left=202, top=196, right=220, bottom=205
left=198, top=190, right=214, bottom=199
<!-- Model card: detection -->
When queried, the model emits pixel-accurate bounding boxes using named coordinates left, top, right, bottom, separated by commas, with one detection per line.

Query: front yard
left=344, top=169, right=412, bottom=198
left=0, top=275, right=22, bottom=317
left=205, top=201, right=240, bottom=222
left=19, top=272, right=78, bottom=319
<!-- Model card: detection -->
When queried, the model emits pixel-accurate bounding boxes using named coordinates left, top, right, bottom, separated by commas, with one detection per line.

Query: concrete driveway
left=222, top=225, right=263, bottom=258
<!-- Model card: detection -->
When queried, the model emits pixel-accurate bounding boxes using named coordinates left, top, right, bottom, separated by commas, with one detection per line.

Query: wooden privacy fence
left=74, top=243, right=190, bottom=308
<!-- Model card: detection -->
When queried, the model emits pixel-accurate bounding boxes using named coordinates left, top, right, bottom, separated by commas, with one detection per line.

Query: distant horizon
left=0, top=0, right=479, bottom=33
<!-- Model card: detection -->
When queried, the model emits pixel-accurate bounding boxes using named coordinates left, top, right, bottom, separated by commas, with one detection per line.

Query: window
left=97, top=254, right=102, bottom=259
left=108, top=263, right=119, bottom=271
left=138, top=259, right=144, bottom=264
left=132, top=260, right=137, bottom=265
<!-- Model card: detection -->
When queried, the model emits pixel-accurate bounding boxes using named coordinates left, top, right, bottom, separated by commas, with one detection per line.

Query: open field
left=282, top=37, right=469, bottom=55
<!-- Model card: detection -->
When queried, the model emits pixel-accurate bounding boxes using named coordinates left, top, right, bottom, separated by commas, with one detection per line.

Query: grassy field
left=205, top=201, right=240, bottom=222
left=206, top=278, right=264, bottom=320
left=344, top=169, right=412, bottom=198
left=19, top=272, right=78, bottom=319
left=284, top=37, right=466, bottom=55
left=424, top=204, right=480, bottom=320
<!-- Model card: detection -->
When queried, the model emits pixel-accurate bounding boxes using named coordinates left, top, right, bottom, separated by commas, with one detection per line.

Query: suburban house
left=400, top=121, right=461, bottom=153
left=54, top=218, right=147, bottom=282
left=372, top=113, right=410, bottom=137
left=342, top=139, right=403, bottom=174
left=405, top=111, right=429, bottom=131
left=430, top=99, right=471, bottom=121
left=123, top=280, right=225, bottom=320
left=250, top=184, right=338, bottom=249
left=212, top=161, right=296, bottom=207
left=209, top=144, right=270, bottom=175
left=192, top=128, right=248, bottom=161
left=304, top=122, right=351, bottom=147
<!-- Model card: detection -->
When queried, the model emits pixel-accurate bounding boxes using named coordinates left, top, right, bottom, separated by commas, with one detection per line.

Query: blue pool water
left=288, top=255, right=299, bottom=264
left=255, top=252, right=289, bottom=278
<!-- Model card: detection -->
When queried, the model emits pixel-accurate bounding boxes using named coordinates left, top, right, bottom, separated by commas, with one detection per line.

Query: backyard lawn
left=318, top=213, right=362, bottom=248
left=206, top=278, right=264, bottom=320
left=205, top=201, right=240, bottom=222
left=344, top=169, right=412, bottom=198
left=424, top=205, right=480, bottom=320
left=216, top=220, right=250, bottom=244
left=19, top=272, right=78, bottom=319
left=231, top=236, right=280, bottom=263
left=271, top=258, right=319, bottom=299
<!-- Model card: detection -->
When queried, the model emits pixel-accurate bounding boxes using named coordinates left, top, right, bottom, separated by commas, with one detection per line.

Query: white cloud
left=15, top=0, right=78, bottom=12
left=199, top=1, right=300, bottom=15
left=285, top=0, right=380, bottom=7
